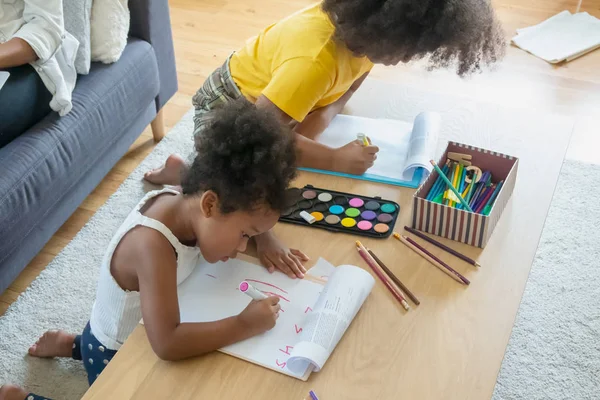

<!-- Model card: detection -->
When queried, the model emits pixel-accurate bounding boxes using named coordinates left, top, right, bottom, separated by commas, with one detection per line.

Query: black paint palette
left=279, top=185, right=400, bottom=238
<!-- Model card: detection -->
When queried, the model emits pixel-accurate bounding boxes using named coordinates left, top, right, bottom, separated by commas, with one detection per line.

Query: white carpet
left=492, top=160, right=600, bottom=400
left=0, top=109, right=598, bottom=399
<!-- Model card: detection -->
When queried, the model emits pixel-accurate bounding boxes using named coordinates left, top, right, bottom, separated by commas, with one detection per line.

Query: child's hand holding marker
left=239, top=281, right=281, bottom=335
left=332, top=134, right=379, bottom=175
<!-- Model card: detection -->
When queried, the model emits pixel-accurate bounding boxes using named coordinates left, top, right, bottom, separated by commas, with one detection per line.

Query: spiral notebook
left=300, top=112, right=441, bottom=188
left=176, top=256, right=374, bottom=380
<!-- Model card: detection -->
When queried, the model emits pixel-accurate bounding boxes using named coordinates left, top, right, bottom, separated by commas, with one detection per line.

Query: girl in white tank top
left=10, top=100, right=309, bottom=400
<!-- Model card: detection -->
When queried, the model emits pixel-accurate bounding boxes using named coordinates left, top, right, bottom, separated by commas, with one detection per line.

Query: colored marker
left=357, top=133, right=369, bottom=146
left=309, top=390, right=319, bottom=400
left=430, top=160, right=474, bottom=212
left=239, top=281, right=267, bottom=300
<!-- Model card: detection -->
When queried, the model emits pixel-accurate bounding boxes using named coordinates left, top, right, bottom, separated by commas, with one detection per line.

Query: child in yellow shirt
left=145, top=0, right=504, bottom=188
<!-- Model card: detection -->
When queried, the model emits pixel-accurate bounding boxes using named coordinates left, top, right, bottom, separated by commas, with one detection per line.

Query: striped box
left=411, top=142, right=518, bottom=248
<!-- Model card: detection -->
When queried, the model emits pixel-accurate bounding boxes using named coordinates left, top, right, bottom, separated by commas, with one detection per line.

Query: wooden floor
left=1, top=0, right=599, bottom=315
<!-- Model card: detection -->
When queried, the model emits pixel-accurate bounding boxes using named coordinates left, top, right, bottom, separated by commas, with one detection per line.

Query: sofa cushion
left=0, top=38, right=159, bottom=265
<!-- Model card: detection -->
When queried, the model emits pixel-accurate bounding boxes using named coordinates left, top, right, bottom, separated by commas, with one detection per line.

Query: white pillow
left=90, top=0, right=130, bottom=64
left=64, top=0, right=93, bottom=74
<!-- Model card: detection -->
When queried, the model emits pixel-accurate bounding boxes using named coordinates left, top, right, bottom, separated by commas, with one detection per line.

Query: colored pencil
left=355, top=242, right=410, bottom=310
left=469, top=172, right=487, bottom=207
left=475, top=185, right=495, bottom=214
left=309, top=390, right=319, bottom=400
left=451, top=163, right=460, bottom=207
left=435, top=164, right=453, bottom=201
left=367, top=248, right=420, bottom=305
left=456, top=164, right=464, bottom=209
left=428, top=164, right=449, bottom=201
left=404, top=226, right=481, bottom=267
left=357, top=241, right=410, bottom=305
left=444, top=163, right=455, bottom=205
left=393, top=233, right=469, bottom=285
left=430, top=160, right=474, bottom=212
left=483, top=180, right=504, bottom=215
left=465, top=172, right=477, bottom=205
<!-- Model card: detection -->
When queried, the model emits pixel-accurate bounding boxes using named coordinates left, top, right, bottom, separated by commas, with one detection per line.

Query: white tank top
left=90, top=188, right=202, bottom=350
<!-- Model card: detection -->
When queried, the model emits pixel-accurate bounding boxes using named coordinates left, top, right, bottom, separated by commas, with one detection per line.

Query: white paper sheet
left=315, top=112, right=440, bottom=182
left=176, top=257, right=373, bottom=380
left=512, top=11, right=600, bottom=63
left=287, top=265, right=375, bottom=374
left=306, top=257, right=337, bottom=280
left=178, top=257, right=323, bottom=380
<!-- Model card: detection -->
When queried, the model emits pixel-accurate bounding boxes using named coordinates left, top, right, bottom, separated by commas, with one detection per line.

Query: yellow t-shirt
left=229, top=3, right=373, bottom=122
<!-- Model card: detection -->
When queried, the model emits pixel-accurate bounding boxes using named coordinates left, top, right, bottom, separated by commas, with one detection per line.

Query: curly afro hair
left=182, top=99, right=296, bottom=214
left=322, top=0, right=506, bottom=76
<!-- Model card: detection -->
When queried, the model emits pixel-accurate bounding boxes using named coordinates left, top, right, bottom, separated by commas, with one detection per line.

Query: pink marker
left=239, top=281, right=268, bottom=300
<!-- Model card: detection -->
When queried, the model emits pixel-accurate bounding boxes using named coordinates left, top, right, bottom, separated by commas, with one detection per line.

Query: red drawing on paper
left=294, top=324, right=302, bottom=334
left=275, top=359, right=287, bottom=368
left=205, top=274, right=217, bottom=279
left=304, top=306, right=312, bottom=313
left=244, top=279, right=288, bottom=294
left=280, top=308, right=285, bottom=313
left=279, top=345, right=293, bottom=355
left=262, top=291, right=290, bottom=302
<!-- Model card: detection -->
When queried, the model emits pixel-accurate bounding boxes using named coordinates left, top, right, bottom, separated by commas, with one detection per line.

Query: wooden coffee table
left=82, top=80, right=574, bottom=400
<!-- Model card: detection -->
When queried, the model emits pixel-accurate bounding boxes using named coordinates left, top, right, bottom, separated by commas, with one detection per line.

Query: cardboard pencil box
left=411, top=142, right=518, bottom=248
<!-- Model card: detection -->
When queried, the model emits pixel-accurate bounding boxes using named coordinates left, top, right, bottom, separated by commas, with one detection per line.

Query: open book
left=177, top=256, right=374, bottom=380
left=300, top=112, right=441, bottom=188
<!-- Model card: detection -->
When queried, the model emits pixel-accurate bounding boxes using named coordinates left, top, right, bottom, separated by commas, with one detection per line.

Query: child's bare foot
left=0, top=384, right=27, bottom=400
left=143, top=154, right=185, bottom=185
left=28, top=330, right=76, bottom=358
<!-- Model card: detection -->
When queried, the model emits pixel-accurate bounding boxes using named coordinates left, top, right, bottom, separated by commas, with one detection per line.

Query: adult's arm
left=0, top=38, right=38, bottom=68
left=10, top=0, right=64, bottom=64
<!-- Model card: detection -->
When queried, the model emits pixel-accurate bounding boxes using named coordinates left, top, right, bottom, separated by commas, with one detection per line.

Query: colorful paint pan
left=380, top=203, right=396, bottom=213
left=341, top=218, right=356, bottom=228
left=310, top=212, right=324, bottom=222
left=302, top=190, right=317, bottom=200
left=377, top=213, right=393, bottom=223
left=361, top=210, right=377, bottom=220
left=374, top=223, right=390, bottom=233
left=345, top=208, right=360, bottom=217
left=364, top=201, right=380, bottom=211
left=313, top=203, right=328, bottom=212
left=329, top=205, right=344, bottom=214
left=357, top=220, right=372, bottom=231
left=333, top=196, right=347, bottom=205
left=325, top=215, right=340, bottom=225
left=349, top=198, right=364, bottom=208
left=281, top=207, right=295, bottom=217
left=317, top=192, right=333, bottom=202
left=298, top=200, right=312, bottom=209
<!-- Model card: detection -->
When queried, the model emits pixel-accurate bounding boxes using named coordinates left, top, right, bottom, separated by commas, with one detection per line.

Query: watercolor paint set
left=279, top=185, right=400, bottom=238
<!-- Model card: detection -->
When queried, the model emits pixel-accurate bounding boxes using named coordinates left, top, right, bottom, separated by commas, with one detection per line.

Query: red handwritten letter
left=304, top=306, right=312, bottom=313
left=294, top=324, right=302, bottom=334
left=279, top=345, right=293, bottom=355
left=275, top=359, right=286, bottom=369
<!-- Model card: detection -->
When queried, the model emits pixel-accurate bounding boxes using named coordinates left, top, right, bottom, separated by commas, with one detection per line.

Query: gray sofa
left=0, top=0, right=177, bottom=294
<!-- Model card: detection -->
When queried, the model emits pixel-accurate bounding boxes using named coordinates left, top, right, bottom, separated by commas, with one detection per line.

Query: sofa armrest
left=129, top=0, right=178, bottom=111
